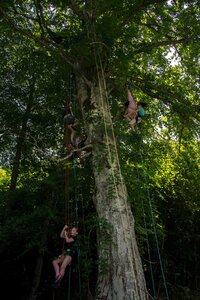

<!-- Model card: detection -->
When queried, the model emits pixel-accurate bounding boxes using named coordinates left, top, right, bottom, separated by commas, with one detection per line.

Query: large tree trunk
left=28, top=238, right=46, bottom=300
left=77, top=75, right=148, bottom=300
left=28, top=192, right=54, bottom=300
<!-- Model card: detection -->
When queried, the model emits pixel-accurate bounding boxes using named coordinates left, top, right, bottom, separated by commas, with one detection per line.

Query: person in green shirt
left=136, top=102, right=146, bottom=123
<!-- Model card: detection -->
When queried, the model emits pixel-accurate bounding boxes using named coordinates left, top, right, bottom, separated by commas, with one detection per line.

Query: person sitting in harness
left=63, top=107, right=80, bottom=147
left=52, top=224, right=78, bottom=288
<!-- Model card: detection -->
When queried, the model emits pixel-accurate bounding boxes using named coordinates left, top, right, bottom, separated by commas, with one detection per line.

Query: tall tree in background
left=0, top=1, right=199, bottom=299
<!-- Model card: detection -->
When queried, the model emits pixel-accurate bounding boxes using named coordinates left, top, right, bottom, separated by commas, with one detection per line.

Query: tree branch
left=0, top=7, right=75, bottom=68
left=133, top=37, right=199, bottom=54
left=33, top=0, right=45, bottom=35
left=58, top=144, right=92, bottom=162
left=69, top=0, right=87, bottom=23
left=132, top=77, right=200, bottom=120
left=135, top=77, right=180, bottom=101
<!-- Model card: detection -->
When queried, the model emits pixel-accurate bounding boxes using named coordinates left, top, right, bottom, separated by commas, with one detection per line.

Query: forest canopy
left=0, top=1, right=200, bottom=299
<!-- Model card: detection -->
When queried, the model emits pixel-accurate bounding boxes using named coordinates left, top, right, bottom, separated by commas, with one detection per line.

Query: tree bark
left=28, top=219, right=50, bottom=300
left=77, top=75, right=148, bottom=300
left=28, top=190, right=55, bottom=300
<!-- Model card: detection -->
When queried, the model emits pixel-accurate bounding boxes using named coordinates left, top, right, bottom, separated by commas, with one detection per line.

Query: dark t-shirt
left=65, top=235, right=77, bottom=250
left=64, top=235, right=78, bottom=261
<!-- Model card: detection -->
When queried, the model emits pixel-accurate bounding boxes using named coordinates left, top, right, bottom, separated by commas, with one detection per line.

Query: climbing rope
left=138, top=146, right=170, bottom=300
left=67, top=264, right=72, bottom=299
left=64, top=74, right=71, bottom=228
left=68, top=72, right=82, bottom=300
left=134, top=153, right=157, bottom=299
left=53, top=72, right=82, bottom=300
left=64, top=70, right=79, bottom=228
left=142, top=206, right=157, bottom=299
left=98, top=46, right=169, bottom=298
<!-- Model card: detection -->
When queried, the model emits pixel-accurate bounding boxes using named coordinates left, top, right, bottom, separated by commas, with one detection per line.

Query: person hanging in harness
left=124, top=85, right=147, bottom=131
left=52, top=224, right=78, bottom=288
left=63, top=107, right=80, bottom=147
left=63, top=107, right=91, bottom=161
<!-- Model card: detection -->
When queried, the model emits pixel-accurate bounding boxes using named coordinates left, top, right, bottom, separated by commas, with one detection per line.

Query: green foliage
left=0, top=0, right=200, bottom=299
left=0, top=168, right=10, bottom=190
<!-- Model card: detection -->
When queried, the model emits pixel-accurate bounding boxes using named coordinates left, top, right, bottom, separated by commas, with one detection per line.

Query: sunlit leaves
left=0, top=168, right=10, bottom=190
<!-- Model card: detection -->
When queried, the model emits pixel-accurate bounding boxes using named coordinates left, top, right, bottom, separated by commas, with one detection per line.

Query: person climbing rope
left=124, top=85, right=147, bottom=131
left=52, top=224, right=78, bottom=288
